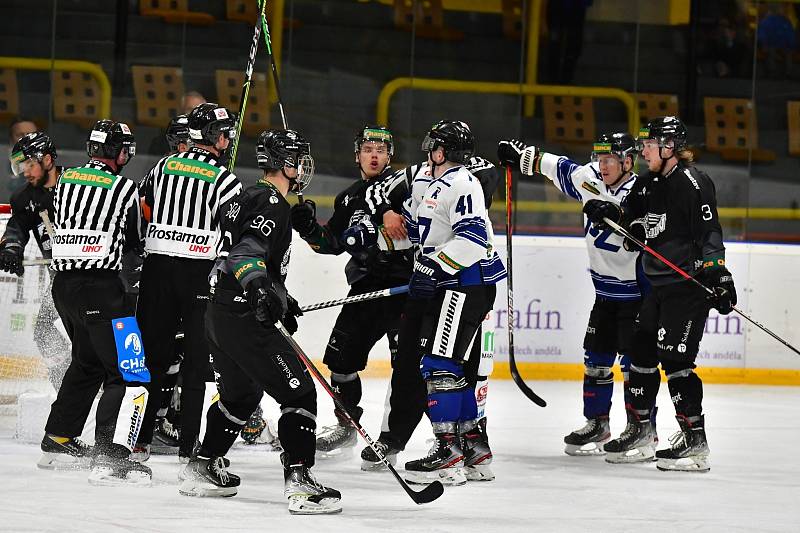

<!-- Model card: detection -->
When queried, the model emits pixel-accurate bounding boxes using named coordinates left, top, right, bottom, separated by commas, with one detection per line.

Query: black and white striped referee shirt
left=140, top=147, right=242, bottom=260
left=52, top=160, right=141, bottom=272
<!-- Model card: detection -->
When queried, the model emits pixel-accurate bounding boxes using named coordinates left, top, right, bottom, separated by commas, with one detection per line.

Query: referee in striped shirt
left=136, top=103, right=242, bottom=459
left=42, top=119, right=152, bottom=484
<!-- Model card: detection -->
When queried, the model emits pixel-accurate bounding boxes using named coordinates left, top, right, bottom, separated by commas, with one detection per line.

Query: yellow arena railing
left=376, top=76, right=640, bottom=136
left=0, top=57, right=112, bottom=119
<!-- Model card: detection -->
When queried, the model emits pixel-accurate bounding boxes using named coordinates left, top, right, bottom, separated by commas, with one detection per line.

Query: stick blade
left=406, top=480, right=444, bottom=505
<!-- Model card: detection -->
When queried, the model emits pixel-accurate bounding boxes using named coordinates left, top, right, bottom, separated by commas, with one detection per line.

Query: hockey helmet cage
left=591, top=132, right=637, bottom=164
left=421, top=120, right=475, bottom=164
left=166, top=114, right=191, bottom=152
left=187, top=103, right=237, bottom=146
left=637, top=116, right=688, bottom=152
left=256, top=129, right=314, bottom=193
left=10, top=131, right=57, bottom=176
left=86, top=120, right=136, bottom=163
left=354, top=125, right=394, bottom=156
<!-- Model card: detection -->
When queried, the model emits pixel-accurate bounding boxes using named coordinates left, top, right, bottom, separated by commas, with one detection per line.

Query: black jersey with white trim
left=2, top=166, right=61, bottom=259
left=140, top=147, right=242, bottom=260
left=51, top=160, right=140, bottom=272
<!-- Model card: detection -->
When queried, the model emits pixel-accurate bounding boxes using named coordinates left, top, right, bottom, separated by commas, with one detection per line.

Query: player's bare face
left=641, top=140, right=672, bottom=172
left=22, top=158, right=46, bottom=187
left=597, top=154, right=623, bottom=185
left=358, top=142, right=389, bottom=179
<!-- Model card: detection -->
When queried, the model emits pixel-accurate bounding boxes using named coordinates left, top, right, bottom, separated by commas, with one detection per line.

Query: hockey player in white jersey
left=400, top=121, right=506, bottom=485
left=498, top=133, right=657, bottom=462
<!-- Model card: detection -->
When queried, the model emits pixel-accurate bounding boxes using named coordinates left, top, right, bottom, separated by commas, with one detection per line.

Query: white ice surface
left=1, top=379, right=798, bottom=533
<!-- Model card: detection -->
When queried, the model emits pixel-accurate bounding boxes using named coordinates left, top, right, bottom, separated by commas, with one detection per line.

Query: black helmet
left=638, top=116, right=688, bottom=152
left=591, top=132, right=637, bottom=164
left=421, top=120, right=474, bottom=164
left=354, top=125, right=394, bottom=156
left=86, top=120, right=136, bottom=164
left=256, top=129, right=314, bottom=193
left=187, top=103, right=236, bottom=146
left=10, top=131, right=57, bottom=176
left=165, top=114, right=191, bottom=152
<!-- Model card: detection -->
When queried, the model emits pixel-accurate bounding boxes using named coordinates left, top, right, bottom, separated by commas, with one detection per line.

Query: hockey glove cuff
left=289, top=199, right=319, bottom=239
left=702, top=262, right=737, bottom=315
left=583, top=200, right=622, bottom=230
left=342, top=219, right=378, bottom=253
left=245, top=277, right=287, bottom=326
left=409, top=255, right=443, bottom=299
left=281, top=294, right=303, bottom=335
left=0, top=240, right=24, bottom=276
left=622, top=222, right=646, bottom=252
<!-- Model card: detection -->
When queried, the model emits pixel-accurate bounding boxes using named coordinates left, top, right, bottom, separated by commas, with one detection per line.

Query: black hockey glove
left=280, top=295, right=303, bottom=335
left=0, top=240, right=24, bottom=276
left=622, top=222, right=646, bottom=252
left=245, top=277, right=287, bottom=326
left=342, top=219, right=378, bottom=253
left=497, top=139, right=525, bottom=168
left=409, top=255, right=443, bottom=299
left=582, top=200, right=622, bottom=231
left=289, top=199, right=318, bottom=239
left=702, top=264, right=737, bottom=315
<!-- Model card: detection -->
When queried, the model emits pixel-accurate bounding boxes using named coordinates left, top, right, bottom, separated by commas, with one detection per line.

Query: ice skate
left=604, top=415, right=656, bottom=464
left=564, top=416, right=611, bottom=456
left=315, top=410, right=359, bottom=459
left=150, top=417, right=180, bottom=455
left=405, top=433, right=467, bottom=486
left=88, top=444, right=152, bottom=487
left=130, top=444, right=151, bottom=463
left=360, top=438, right=400, bottom=472
left=179, top=455, right=240, bottom=496
left=462, top=419, right=494, bottom=481
left=656, top=416, right=710, bottom=473
left=37, top=434, right=94, bottom=471
left=282, top=453, right=342, bottom=515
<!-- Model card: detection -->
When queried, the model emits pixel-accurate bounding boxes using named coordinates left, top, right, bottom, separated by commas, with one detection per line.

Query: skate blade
left=88, top=468, right=152, bottom=487
left=37, top=453, right=92, bottom=471
left=404, top=467, right=467, bottom=486
left=604, top=445, right=656, bottom=464
left=315, top=445, right=355, bottom=460
left=564, top=438, right=609, bottom=457
left=288, top=496, right=342, bottom=515
left=360, top=455, right=397, bottom=472
left=178, top=479, right=238, bottom=497
left=465, top=464, right=495, bottom=482
left=149, top=445, right=179, bottom=456
left=656, top=456, right=710, bottom=473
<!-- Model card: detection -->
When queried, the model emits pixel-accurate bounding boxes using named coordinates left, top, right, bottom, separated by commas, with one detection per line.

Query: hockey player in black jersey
left=136, top=103, right=242, bottom=461
left=3, top=131, right=70, bottom=388
left=41, top=120, right=151, bottom=485
left=180, top=129, right=341, bottom=514
left=583, top=116, right=736, bottom=472
left=289, top=125, right=412, bottom=458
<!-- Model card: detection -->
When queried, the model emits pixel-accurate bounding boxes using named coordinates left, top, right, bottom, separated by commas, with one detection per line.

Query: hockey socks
left=330, top=372, right=363, bottom=413
left=421, top=355, right=467, bottom=431
left=582, top=351, right=616, bottom=419
left=199, top=400, right=247, bottom=458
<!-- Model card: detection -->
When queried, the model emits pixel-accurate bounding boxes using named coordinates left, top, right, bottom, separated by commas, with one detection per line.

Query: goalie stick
left=603, top=216, right=800, bottom=357
left=505, top=166, right=547, bottom=407
left=275, top=323, right=444, bottom=505
left=300, top=285, right=409, bottom=313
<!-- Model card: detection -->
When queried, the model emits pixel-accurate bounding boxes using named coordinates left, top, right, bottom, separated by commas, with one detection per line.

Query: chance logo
left=164, top=157, right=220, bottom=183
left=61, top=167, right=117, bottom=189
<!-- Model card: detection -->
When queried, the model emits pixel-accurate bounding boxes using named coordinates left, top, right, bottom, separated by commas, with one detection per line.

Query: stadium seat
left=53, top=71, right=102, bottom=129
left=139, top=0, right=215, bottom=26
left=501, top=0, right=523, bottom=41
left=703, top=97, right=775, bottom=163
left=0, top=69, right=19, bottom=125
left=787, top=101, right=800, bottom=157
left=215, top=69, right=270, bottom=137
left=543, top=95, right=595, bottom=148
left=393, top=0, right=464, bottom=41
left=131, top=65, right=184, bottom=128
left=636, top=93, right=679, bottom=127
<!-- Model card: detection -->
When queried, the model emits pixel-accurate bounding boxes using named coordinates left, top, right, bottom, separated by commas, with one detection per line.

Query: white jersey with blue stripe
left=537, top=152, right=640, bottom=301
left=403, top=162, right=506, bottom=288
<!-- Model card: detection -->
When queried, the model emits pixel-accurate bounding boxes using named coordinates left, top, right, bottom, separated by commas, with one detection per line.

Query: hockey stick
left=258, top=0, right=288, bottom=130
left=603, top=217, right=800, bottom=357
left=227, top=0, right=266, bottom=172
left=274, top=323, right=444, bottom=505
left=505, top=166, right=547, bottom=407
left=300, top=285, right=409, bottom=313
left=22, top=258, right=50, bottom=266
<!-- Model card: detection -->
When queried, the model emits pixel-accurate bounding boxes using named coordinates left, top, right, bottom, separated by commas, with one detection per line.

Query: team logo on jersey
left=164, top=157, right=220, bottom=183
left=61, top=167, right=117, bottom=190
left=639, top=213, right=667, bottom=239
left=581, top=181, right=601, bottom=196
left=280, top=247, right=291, bottom=277
left=225, top=202, right=241, bottom=220
left=657, top=328, right=666, bottom=341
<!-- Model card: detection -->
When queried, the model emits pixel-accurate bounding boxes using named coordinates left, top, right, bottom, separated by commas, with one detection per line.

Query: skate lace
left=420, top=438, right=445, bottom=461
left=574, top=419, right=598, bottom=436
left=667, top=430, right=687, bottom=450
left=318, top=424, right=347, bottom=444
left=210, top=457, right=231, bottom=484
left=71, top=437, right=91, bottom=453
left=161, top=420, right=180, bottom=440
